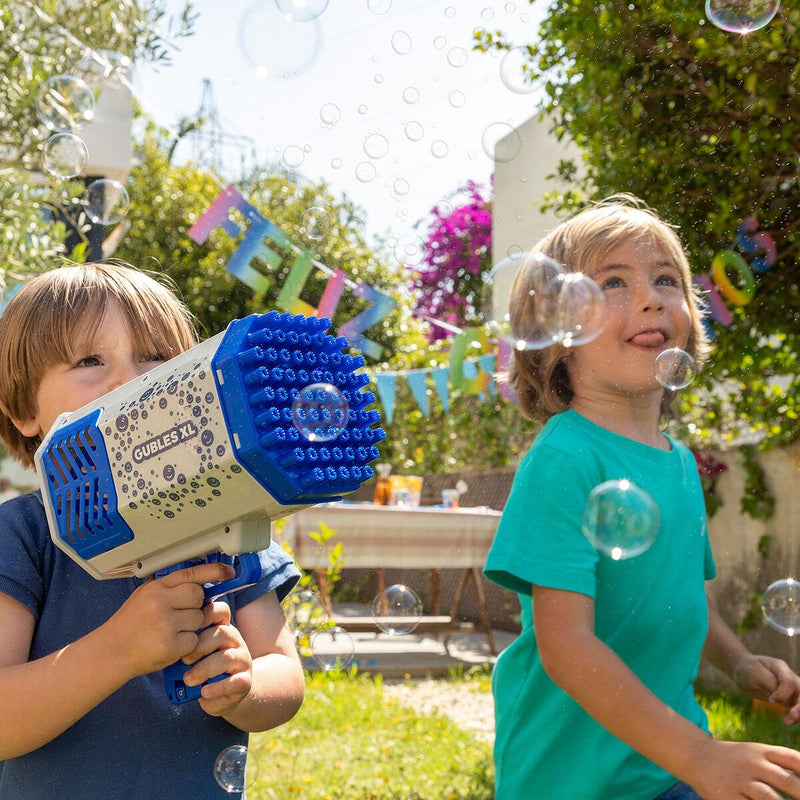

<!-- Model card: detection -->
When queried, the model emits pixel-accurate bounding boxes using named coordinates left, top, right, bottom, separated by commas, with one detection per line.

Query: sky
left=132, top=0, right=548, bottom=255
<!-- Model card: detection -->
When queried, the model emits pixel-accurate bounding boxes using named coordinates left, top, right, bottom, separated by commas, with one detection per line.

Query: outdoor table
left=277, top=502, right=502, bottom=654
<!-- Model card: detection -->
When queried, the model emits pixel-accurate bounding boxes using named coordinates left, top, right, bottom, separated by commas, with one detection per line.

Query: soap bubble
left=391, top=31, right=413, bottom=55
left=393, top=232, right=426, bottom=267
left=363, top=133, right=390, bottom=159
left=239, top=0, right=322, bottom=77
left=35, top=75, right=96, bottom=132
left=319, top=102, right=341, bottom=126
left=214, top=745, right=257, bottom=793
left=41, top=132, right=88, bottom=179
left=283, top=589, right=327, bottom=634
left=291, top=383, right=349, bottom=442
left=300, top=206, right=331, bottom=240
left=705, top=0, right=780, bottom=33
left=499, top=46, right=539, bottom=95
left=311, top=626, right=356, bottom=670
left=654, top=348, right=697, bottom=390
left=484, top=253, right=607, bottom=350
left=582, top=479, right=660, bottom=560
left=762, top=579, right=800, bottom=635
left=481, top=122, right=520, bottom=163
left=83, top=179, right=130, bottom=225
left=372, top=584, right=423, bottom=635
left=275, top=0, right=330, bottom=21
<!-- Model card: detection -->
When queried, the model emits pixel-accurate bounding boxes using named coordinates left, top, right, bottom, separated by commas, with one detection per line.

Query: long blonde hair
left=506, top=195, right=711, bottom=423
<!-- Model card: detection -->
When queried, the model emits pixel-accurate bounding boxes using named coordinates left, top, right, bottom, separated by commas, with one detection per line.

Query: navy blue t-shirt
left=0, top=492, right=301, bottom=799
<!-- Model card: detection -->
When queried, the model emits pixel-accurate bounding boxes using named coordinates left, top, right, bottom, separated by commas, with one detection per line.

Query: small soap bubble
left=83, top=179, right=130, bottom=225
left=291, top=383, right=349, bottom=442
left=331, top=157, right=343, bottom=169
left=447, top=47, right=468, bottom=68
left=311, top=626, right=356, bottom=670
left=372, top=584, right=424, bottom=635
left=705, top=0, right=779, bottom=33
left=275, top=0, right=330, bottom=21
left=391, top=31, right=413, bottom=55
left=482, top=122, right=521, bottom=163
left=282, top=589, right=327, bottom=634
left=363, top=133, right=390, bottom=159
left=393, top=232, right=425, bottom=266
left=367, top=0, right=392, bottom=14
left=300, top=206, right=331, bottom=240
left=762, top=578, right=800, bottom=635
left=448, top=90, right=466, bottom=108
left=281, top=145, right=305, bottom=169
left=355, top=161, right=377, bottom=183
left=35, top=75, right=96, bottom=132
left=582, top=479, right=660, bottom=560
left=214, top=745, right=256, bottom=794
left=654, top=348, right=697, bottom=390
left=431, top=140, right=449, bottom=159
left=404, top=121, right=424, bottom=142
left=402, top=86, right=420, bottom=104
left=392, top=178, right=410, bottom=196
left=499, top=46, right=538, bottom=94
left=42, top=132, right=88, bottom=179
left=319, top=102, right=341, bottom=126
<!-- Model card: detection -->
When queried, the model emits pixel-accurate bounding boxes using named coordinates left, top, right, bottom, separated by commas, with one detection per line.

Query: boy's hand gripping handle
left=157, top=552, right=263, bottom=705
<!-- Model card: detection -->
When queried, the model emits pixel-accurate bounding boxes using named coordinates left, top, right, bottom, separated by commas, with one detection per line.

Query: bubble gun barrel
left=33, top=311, right=384, bottom=703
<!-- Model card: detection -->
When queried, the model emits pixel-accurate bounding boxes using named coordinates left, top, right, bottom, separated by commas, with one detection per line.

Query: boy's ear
left=11, top=415, right=42, bottom=439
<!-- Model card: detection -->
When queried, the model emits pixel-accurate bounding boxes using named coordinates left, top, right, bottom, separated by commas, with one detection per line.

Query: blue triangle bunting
left=431, top=366, right=450, bottom=413
left=374, top=374, right=397, bottom=424
left=405, top=370, right=430, bottom=417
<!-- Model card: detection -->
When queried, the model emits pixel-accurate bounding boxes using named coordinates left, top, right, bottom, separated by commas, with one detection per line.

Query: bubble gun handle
left=157, top=551, right=263, bottom=705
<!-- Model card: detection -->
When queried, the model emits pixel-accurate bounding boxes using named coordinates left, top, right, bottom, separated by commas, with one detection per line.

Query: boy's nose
left=108, top=362, right=145, bottom=391
left=639, top=282, right=664, bottom=311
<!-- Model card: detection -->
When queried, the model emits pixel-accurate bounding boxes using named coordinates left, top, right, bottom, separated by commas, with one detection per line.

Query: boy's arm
left=185, top=591, right=305, bottom=731
left=703, top=592, right=800, bottom=724
left=0, top=562, right=234, bottom=760
left=533, top=585, right=800, bottom=799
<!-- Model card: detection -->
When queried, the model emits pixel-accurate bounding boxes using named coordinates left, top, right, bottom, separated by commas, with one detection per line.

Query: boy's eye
left=656, top=273, right=679, bottom=287
left=601, top=276, right=624, bottom=290
left=74, top=355, right=102, bottom=368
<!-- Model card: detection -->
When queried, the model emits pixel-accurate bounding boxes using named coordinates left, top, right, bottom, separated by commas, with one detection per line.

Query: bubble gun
left=33, top=311, right=383, bottom=703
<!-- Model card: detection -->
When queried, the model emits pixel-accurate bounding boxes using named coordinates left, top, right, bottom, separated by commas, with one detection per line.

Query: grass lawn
left=245, top=669, right=494, bottom=800
left=241, top=670, right=800, bottom=800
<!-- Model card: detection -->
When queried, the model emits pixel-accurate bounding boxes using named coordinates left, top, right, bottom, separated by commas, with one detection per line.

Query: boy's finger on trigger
left=159, top=562, right=235, bottom=587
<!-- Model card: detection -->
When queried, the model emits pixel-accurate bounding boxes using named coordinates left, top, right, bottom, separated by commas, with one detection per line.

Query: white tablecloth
left=276, top=502, right=501, bottom=570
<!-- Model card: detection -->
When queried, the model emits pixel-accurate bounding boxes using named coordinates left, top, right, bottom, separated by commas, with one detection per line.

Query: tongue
left=629, top=331, right=665, bottom=347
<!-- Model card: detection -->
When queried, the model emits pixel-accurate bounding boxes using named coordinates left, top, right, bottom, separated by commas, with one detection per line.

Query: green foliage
left=739, top=445, right=777, bottom=520
left=475, top=0, right=800, bottom=447
left=699, top=690, right=800, bottom=747
left=248, top=671, right=494, bottom=800
left=0, top=1, right=194, bottom=279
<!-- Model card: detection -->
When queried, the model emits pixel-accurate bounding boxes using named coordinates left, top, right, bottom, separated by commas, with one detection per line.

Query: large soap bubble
left=482, top=252, right=608, bottom=350
left=291, top=383, right=349, bottom=442
left=582, top=479, right=660, bottom=561
left=214, top=745, right=257, bottom=793
left=239, top=0, right=322, bottom=77
left=42, top=132, right=88, bottom=179
left=705, top=0, right=780, bottom=33
left=372, top=584, right=423, bottom=635
left=654, top=348, right=697, bottom=390
left=762, top=578, right=800, bottom=635
left=35, top=75, right=96, bottom=132
left=83, top=179, right=130, bottom=225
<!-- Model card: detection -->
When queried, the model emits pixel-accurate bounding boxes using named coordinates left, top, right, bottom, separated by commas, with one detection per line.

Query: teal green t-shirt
left=484, top=410, right=715, bottom=800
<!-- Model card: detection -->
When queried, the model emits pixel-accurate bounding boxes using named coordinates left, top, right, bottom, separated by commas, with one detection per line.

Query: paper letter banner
left=405, top=371, right=430, bottom=417
left=375, top=374, right=397, bottom=424
left=190, top=186, right=396, bottom=360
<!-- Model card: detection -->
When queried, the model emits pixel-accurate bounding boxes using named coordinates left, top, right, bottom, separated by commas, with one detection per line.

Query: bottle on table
left=373, top=463, right=392, bottom=505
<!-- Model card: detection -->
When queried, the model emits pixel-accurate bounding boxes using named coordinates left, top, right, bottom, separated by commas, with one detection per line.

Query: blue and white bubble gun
left=33, top=311, right=383, bottom=703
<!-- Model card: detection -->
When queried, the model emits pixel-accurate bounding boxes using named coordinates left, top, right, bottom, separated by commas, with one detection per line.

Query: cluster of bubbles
left=214, top=744, right=256, bottom=794
left=290, top=382, right=350, bottom=443
left=705, top=0, right=781, bottom=34
left=582, top=479, right=660, bottom=561
left=281, top=583, right=424, bottom=671
left=34, top=73, right=130, bottom=224
left=481, top=250, right=698, bottom=391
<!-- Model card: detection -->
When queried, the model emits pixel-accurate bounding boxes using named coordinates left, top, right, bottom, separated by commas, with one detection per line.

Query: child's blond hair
left=507, top=195, right=710, bottom=423
left=0, top=262, right=197, bottom=467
